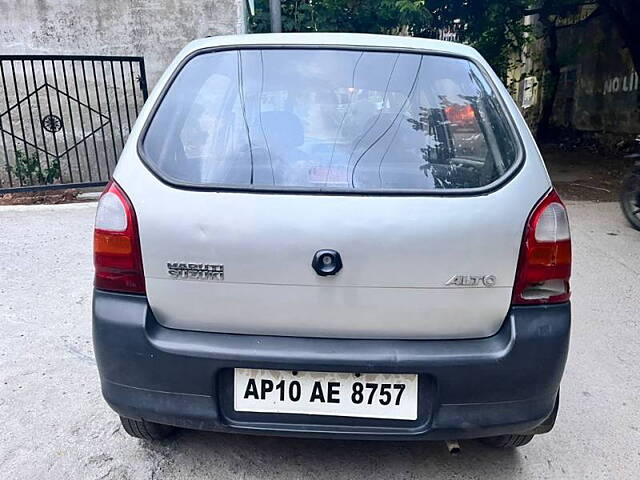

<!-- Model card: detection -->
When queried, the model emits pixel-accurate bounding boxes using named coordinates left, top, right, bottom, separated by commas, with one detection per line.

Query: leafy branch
left=6, top=149, right=61, bottom=186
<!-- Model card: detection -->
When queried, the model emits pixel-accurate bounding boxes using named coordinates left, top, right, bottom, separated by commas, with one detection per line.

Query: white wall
left=0, top=0, right=245, bottom=87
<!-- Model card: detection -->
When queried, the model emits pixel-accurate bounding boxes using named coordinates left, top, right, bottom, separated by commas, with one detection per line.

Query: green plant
left=6, top=149, right=61, bottom=186
left=249, top=0, right=434, bottom=37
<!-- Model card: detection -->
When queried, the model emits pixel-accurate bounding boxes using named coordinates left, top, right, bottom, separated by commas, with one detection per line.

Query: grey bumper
left=92, top=289, right=570, bottom=440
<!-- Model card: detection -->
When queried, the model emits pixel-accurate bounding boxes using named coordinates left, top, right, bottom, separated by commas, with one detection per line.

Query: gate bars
left=0, top=55, right=148, bottom=193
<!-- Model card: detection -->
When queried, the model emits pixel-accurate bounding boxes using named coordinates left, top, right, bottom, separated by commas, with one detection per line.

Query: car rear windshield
left=142, top=48, right=520, bottom=192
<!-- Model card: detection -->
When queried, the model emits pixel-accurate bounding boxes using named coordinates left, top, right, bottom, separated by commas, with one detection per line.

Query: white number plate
left=234, top=369, right=418, bottom=420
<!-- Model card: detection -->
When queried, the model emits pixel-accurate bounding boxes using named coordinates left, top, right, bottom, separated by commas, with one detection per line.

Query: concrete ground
left=0, top=200, right=639, bottom=479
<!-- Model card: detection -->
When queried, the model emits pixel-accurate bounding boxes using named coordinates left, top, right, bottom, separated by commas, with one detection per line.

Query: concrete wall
left=511, top=7, right=640, bottom=136
left=0, top=0, right=245, bottom=87
left=553, top=11, right=639, bottom=134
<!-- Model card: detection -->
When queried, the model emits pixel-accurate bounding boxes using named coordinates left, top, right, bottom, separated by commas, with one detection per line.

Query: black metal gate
left=0, top=55, right=148, bottom=193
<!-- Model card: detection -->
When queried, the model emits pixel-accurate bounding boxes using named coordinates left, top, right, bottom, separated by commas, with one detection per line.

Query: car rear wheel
left=119, top=416, right=175, bottom=440
left=479, top=434, right=534, bottom=448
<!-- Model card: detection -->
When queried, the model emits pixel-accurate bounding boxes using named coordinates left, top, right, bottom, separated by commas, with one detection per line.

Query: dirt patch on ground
left=0, top=189, right=79, bottom=206
left=541, top=144, right=629, bottom=202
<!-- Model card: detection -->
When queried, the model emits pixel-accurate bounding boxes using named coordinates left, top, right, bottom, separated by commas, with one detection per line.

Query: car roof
left=181, top=33, right=482, bottom=61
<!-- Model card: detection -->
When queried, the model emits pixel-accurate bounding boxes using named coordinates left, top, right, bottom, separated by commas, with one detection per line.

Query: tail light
left=512, top=189, right=571, bottom=304
left=93, top=181, right=146, bottom=294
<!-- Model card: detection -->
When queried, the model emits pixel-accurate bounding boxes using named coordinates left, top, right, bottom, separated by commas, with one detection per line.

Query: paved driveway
left=0, top=201, right=638, bottom=479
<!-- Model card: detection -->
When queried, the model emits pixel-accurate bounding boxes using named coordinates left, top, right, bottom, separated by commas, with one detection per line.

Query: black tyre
left=620, top=174, right=640, bottom=231
left=479, top=434, right=534, bottom=448
left=120, top=416, right=175, bottom=440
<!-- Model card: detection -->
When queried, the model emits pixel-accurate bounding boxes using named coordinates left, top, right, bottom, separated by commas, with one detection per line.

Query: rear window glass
left=142, top=49, right=520, bottom=192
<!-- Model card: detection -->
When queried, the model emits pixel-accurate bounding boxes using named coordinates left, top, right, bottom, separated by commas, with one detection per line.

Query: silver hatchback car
left=92, top=33, right=571, bottom=448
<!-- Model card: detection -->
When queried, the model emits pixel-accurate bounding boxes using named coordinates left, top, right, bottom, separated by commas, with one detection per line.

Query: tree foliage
left=249, top=0, right=433, bottom=37
left=248, top=0, right=531, bottom=81
left=428, top=1, right=533, bottom=80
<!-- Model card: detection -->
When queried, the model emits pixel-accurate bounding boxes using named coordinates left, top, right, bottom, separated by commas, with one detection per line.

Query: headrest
left=259, top=110, right=304, bottom=148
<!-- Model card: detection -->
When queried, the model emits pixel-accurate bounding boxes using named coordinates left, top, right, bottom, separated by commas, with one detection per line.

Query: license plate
left=233, top=368, right=418, bottom=420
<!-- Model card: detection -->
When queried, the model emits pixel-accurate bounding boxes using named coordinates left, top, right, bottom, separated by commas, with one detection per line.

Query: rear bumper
left=92, top=289, right=570, bottom=440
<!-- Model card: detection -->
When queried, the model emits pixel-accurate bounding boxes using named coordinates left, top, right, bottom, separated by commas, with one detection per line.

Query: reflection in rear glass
left=143, top=49, right=519, bottom=192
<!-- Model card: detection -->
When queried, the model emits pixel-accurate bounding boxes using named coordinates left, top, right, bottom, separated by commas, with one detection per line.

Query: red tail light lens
left=93, top=181, right=146, bottom=294
left=512, top=189, right=571, bottom=305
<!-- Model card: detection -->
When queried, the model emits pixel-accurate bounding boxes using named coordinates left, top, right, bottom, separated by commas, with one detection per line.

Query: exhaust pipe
left=445, top=440, right=461, bottom=455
